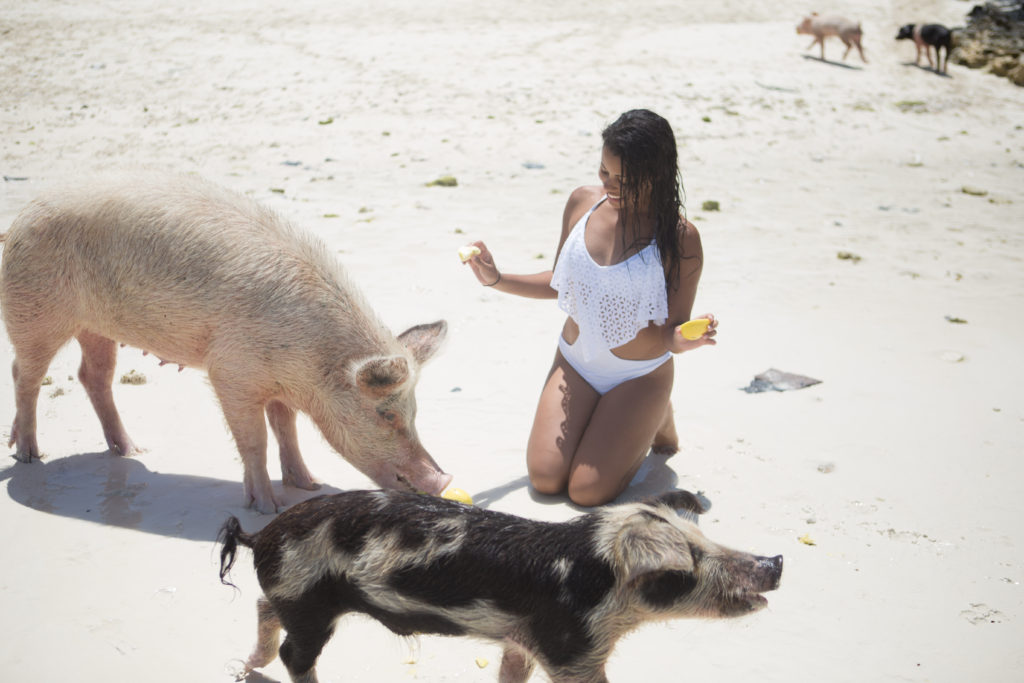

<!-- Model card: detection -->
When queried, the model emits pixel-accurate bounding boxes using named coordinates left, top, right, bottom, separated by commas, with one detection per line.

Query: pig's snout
left=756, top=554, right=784, bottom=592
left=380, top=449, right=452, bottom=496
left=717, top=553, right=783, bottom=617
left=393, top=468, right=453, bottom=496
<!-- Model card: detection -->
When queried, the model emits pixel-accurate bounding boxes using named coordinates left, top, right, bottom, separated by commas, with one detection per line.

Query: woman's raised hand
left=460, top=241, right=501, bottom=287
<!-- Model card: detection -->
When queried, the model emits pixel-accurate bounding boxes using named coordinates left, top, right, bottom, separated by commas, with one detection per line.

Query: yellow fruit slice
left=441, top=487, right=474, bottom=505
left=458, top=245, right=481, bottom=262
left=678, top=318, right=710, bottom=340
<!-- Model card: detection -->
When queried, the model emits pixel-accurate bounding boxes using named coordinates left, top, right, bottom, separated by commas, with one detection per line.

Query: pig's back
left=1, top=174, right=378, bottom=366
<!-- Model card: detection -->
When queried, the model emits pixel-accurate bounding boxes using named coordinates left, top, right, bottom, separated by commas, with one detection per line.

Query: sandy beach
left=1, top=0, right=1023, bottom=681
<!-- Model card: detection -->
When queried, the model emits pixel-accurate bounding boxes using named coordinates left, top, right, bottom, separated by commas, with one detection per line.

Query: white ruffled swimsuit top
left=550, top=196, right=668, bottom=361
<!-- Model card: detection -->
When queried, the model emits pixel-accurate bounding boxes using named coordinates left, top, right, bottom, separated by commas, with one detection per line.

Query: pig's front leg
left=212, top=377, right=282, bottom=513
left=77, top=331, right=142, bottom=457
left=266, top=400, right=319, bottom=491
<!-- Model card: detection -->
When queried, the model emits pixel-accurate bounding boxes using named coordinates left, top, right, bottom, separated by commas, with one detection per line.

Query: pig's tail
left=217, top=516, right=254, bottom=588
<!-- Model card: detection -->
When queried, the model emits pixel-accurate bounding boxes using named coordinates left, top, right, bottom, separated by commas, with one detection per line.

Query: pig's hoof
left=248, top=495, right=283, bottom=515
left=284, top=475, right=321, bottom=491
left=11, top=450, right=39, bottom=463
left=109, top=437, right=144, bottom=457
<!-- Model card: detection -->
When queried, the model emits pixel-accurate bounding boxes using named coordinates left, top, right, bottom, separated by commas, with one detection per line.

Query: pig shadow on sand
left=901, top=62, right=952, bottom=78
left=2, top=447, right=686, bottom=539
left=801, top=54, right=864, bottom=70
left=0, top=451, right=342, bottom=542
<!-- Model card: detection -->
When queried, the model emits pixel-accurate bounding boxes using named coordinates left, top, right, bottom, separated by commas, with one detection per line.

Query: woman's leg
left=651, top=401, right=679, bottom=455
left=566, top=358, right=675, bottom=507
left=526, top=349, right=601, bottom=496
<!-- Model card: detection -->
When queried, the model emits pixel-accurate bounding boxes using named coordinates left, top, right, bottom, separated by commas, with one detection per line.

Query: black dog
left=896, top=23, right=953, bottom=74
left=219, top=489, right=782, bottom=683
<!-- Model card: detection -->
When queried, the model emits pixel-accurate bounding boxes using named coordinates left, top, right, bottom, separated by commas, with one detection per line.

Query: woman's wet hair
left=602, top=109, right=694, bottom=287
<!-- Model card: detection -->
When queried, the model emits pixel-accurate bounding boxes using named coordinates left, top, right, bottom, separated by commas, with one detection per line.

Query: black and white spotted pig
left=218, top=489, right=783, bottom=683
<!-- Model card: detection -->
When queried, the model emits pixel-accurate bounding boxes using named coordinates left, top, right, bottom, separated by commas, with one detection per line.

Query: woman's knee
left=527, top=453, right=569, bottom=496
left=566, top=470, right=620, bottom=507
left=529, top=472, right=566, bottom=497
left=566, top=482, right=615, bottom=507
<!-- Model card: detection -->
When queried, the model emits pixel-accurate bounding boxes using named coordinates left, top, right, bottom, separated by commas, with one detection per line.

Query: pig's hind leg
left=266, top=400, right=320, bottom=491
left=847, top=35, right=867, bottom=62
left=77, top=330, right=142, bottom=456
left=7, top=332, right=69, bottom=461
left=499, top=644, right=537, bottom=683
left=244, top=596, right=283, bottom=674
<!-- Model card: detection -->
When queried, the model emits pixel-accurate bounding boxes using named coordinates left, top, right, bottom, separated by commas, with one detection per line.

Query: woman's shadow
left=1, top=451, right=342, bottom=541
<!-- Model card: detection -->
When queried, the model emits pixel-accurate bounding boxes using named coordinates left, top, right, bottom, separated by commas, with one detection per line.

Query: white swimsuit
left=550, top=196, right=672, bottom=394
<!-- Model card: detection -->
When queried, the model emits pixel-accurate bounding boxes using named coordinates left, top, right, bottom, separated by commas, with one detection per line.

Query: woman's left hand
left=670, top=313, right=717, bottom=353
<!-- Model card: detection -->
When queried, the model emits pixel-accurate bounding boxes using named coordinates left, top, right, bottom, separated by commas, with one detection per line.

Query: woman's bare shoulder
left=566, top=185, right=604, bottom=210
left=678, top=216, right=702, bottom=253
left=560, top=186, right=604, bottom=231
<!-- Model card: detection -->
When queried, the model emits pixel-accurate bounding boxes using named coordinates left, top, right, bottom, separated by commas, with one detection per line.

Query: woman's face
left=599, top=146, right=650, bottom=211
left=598, top=146, right=626, bottom=209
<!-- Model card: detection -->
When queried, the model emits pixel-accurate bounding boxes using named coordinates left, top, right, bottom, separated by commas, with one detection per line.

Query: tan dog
left=797, top=13, right=867, bottom=62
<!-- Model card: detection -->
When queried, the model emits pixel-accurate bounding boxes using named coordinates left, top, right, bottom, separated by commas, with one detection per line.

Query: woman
left=464, top=109, right=717, bottom=506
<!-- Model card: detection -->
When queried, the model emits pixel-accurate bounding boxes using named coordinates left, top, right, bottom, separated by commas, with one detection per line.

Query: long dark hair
left=601, top=109, right=692, bottom=288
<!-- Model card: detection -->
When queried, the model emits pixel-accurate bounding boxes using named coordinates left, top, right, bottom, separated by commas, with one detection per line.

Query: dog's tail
left=217, top=515, right=256, bottom=588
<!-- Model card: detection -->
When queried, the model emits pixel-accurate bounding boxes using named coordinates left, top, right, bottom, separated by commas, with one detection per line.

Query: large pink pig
left=0, top=173, right=452, bottom=512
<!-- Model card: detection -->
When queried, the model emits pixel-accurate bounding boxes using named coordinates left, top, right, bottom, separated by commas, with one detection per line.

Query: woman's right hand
left=462, top=240, right=501, bottom=287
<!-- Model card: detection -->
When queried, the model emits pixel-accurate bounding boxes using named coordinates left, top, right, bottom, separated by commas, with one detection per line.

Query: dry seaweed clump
left=837, top=251, right=862, bottom=263
left=120, top=369, right=147, bottom=385
left=426, top=175, right=458, bottom=187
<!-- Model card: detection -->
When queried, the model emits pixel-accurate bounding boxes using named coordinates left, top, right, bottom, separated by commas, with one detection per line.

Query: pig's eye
left=379, top=410, right=396, bottom=422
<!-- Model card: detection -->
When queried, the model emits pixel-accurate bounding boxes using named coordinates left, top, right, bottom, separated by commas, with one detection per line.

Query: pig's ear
left=354, top=356, right=410, bottom=399
left=643, top=490, right=709, bottom=519
left=397, top=320, right=448, bottom=366
left=613, top=510, right=695, bottom=584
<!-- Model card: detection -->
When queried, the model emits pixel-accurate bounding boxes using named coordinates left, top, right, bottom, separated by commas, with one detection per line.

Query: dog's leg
left=245, top=597, right=283, bottom=672
left=499, top=645, right=536, bottom=683
left=925, top=45, right=936, bottom=69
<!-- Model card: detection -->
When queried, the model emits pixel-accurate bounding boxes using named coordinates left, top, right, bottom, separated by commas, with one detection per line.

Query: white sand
left=1, top=0, right=1022, bottom=681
